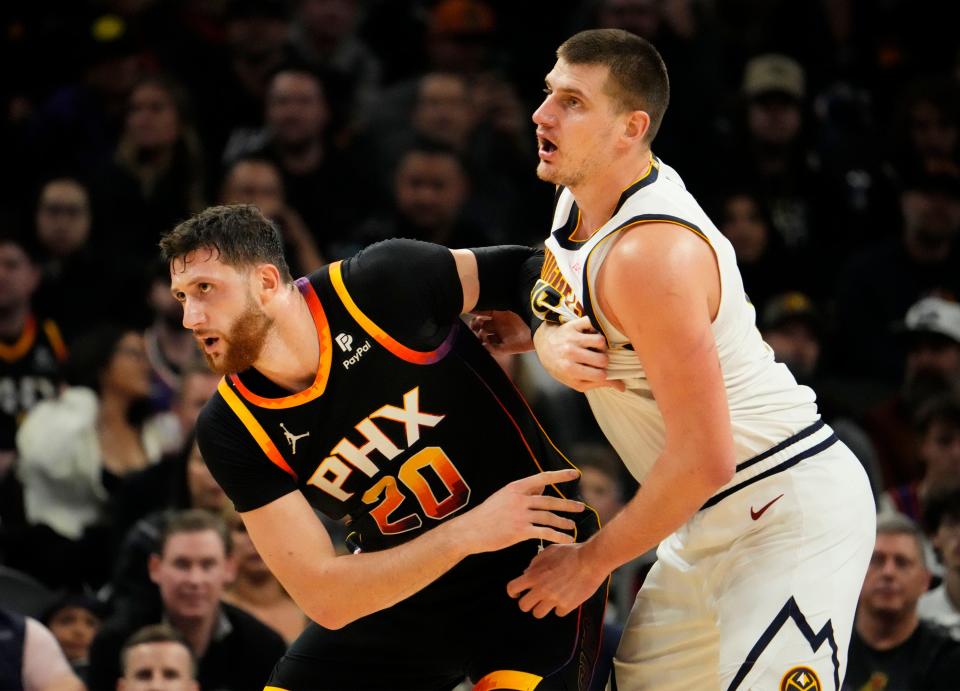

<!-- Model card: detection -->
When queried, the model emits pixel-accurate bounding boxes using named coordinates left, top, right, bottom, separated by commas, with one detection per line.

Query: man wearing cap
left=836, top=170, right=960, bottom=381
left=864, top=297, right=960, bottom=488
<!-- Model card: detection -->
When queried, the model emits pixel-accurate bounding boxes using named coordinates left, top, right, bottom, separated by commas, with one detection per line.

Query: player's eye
left=173, top=292, right=185, bottom=303
left=198, top=283, right=212, bottom=293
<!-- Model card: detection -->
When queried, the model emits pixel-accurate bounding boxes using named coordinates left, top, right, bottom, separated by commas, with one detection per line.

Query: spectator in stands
left=835, top=171, right=960, bottom=383
left=724, top=54, right=834, bottom=270
left=353, top=140, right=492, bottom=250
left=920, top=487, right=960, bottom=640
left=110, top=439, right=229, bottom=620
left=41, top=591, right=103, bottom=680
left=193, top=0, right=293, bottom=168
left=366, top=70, right=533, bottom=243
left=864, top=297, right=960, bottom=489
left=220, top=156, right=324, bottom=274
left=225, top=64, right=361, bottom=256
left=94, top=74, right=207, bottom=303
left=713, top=189, right=799, bottom=310
left=221, top=507, right=308, bottom=644
left=117, top=623, right=198, bottom=691
left=0, top=234, right=67, bottom=528
left=26, top=13, right=143, bottom=185
left=13, top=325, right=164, bottom=588
left=88, top=510, right=286, bottom=689
left=0, top=606, right=84, bottom=691
left=31, top=177, right=111, bottom=338
left=890, top=78, right=960, bottom=181
left=143, top=264, right=206, bottom=418
left=881, top=395, right=960, bottom=521
left=289, top=0, right=382, bottom=124
left=844, top=513, right=960, bottom=690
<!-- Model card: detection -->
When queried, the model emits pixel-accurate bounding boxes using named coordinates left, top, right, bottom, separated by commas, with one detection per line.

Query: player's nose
left=532, top=100, right=554, bottom=126
left=182, top=299, right=206, bottom=329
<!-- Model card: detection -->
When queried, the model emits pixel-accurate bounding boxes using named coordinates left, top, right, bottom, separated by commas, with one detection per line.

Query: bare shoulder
left=599, top=223, right=715, bottom=301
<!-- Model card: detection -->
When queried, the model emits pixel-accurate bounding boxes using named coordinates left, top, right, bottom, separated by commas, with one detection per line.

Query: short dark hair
left=923, top=486, right=960, bottom=535
left=557, top=29, right=670, bottom=142
left=120, top=623, right=196, bottom=677
left=157, top=508, right=233, bottom=557
left=159, top=204, right=292, bottom=282
left=914, top=393, right=960, bottom=437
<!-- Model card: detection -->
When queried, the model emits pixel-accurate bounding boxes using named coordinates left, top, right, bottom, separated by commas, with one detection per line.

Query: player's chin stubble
left=205, top=302, right=274, bottom=375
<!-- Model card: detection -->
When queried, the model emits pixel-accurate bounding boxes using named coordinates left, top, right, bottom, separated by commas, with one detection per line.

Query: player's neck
left=570, top=150, right=652, bottom=240
left=253, top=287, right=321, bottom=392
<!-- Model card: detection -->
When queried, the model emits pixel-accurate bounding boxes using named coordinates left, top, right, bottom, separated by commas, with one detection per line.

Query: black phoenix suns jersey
left=0, top=315, right=67, bottom=450
left=197, top=240, right=580, bottom=552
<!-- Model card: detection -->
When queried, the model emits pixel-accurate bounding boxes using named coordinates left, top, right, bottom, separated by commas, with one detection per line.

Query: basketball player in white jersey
left=497, top=29, right=876, bottom=690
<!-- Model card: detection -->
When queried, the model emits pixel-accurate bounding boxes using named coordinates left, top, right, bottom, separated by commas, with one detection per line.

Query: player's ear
left=255, top=263, right=283, bottom=302
left=623, top=109, right=650, bottom=144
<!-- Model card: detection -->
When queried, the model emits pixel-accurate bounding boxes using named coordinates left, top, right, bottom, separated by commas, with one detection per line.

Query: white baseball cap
left=904, top=297, right=960, bottom=344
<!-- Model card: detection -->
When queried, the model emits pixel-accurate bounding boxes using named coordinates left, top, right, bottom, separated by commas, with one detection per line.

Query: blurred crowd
left=1, top=0, right=960, bottom=688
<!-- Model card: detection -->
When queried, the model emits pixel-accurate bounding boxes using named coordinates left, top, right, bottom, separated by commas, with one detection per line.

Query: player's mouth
left=537, top=133, right=558, bottom=161
left=196, top=334, right=222, bottom=353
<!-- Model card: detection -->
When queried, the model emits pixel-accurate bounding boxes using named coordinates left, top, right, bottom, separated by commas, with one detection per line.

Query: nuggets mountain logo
left=780, top=666, right=821, bottom=691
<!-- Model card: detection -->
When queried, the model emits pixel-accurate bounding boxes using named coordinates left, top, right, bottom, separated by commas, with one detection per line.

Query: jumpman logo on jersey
left=280, top=423, right=310, bottom=454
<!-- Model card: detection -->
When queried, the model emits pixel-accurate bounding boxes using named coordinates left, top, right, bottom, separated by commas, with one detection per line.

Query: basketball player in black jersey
left=161, top=205, right=606, bottom=690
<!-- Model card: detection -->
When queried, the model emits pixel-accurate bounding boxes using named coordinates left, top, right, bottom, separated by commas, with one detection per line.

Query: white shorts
left=611, top=422, right=876, bottom=691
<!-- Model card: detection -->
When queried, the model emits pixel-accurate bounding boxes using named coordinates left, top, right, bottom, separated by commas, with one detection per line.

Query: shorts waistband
left=700, top=419, right=838, bottom=511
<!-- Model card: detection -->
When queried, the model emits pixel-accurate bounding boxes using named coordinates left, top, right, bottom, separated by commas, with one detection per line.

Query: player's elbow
left=704, top=449, right=736, bottom=488
left=306, top=604, right=354, bottom=630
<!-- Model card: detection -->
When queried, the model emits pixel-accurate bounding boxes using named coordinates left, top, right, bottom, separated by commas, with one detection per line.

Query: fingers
left=506, top=574, right=528, bottom=599
left=527, top=495, right=585, bottom=514
left=528, top=509, right=577, bottom=531
left=532, top=526, right=577, bottom=545
left=513, top=468, right=580, bottom=492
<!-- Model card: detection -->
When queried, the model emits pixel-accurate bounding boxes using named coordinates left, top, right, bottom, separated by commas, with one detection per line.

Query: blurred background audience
left=2, top=1, right=960, bottom=687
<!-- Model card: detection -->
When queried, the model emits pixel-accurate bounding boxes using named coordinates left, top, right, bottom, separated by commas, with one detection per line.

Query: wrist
left=435, top=515, right=474, bottom=561
left=580, top=533, right=621, bottom=576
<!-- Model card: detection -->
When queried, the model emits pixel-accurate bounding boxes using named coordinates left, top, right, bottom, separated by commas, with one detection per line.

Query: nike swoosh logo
left=750, top=493, right=785, bottom=520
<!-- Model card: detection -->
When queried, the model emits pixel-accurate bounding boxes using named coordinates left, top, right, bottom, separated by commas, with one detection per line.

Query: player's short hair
left=160, top=204, right=292, bottom=282
left=120, top=623, right=196, bottom=677
left=876, top=513, right=928, bottom=568
left=557, top=29, right=670, bottom=142
left=156, top=508, right=233, bottom=558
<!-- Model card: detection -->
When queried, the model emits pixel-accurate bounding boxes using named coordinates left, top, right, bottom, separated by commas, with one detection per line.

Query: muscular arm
left=578, top=226, right=735, bottom=572
left=510, top=226, right=735, bottom=616
left=241, top=468, right=583, bottom=630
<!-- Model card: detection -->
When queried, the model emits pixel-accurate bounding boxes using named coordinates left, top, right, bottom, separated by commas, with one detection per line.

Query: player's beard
left=205, top=297, right=274, bottom=375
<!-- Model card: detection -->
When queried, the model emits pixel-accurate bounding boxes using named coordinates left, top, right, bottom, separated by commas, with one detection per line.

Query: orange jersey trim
left=230, top=278, right=333, bottom=409
left=41, top=319, right=68, bottom=362
left=328, top=261, right=455, bottom=365
left=0, top=314, right=37, bottom=363
left=218, top=378, right=298, bottom=480
left=473, top=670, right=543, bottom=691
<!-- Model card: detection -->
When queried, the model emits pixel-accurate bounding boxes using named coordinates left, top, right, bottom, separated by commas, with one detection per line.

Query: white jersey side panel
left=539, top=158, right=818, bottom=486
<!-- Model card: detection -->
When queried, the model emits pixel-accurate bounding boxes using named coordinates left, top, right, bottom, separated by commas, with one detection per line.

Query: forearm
left=582, top=452, right=729, bottom=574
left=298, top=519, right=471, bottom=628
left=469, top=245, right=543, bottom=320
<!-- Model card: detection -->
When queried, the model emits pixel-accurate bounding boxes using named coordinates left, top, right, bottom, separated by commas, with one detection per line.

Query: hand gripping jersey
left=198, top=240, right=582, bottom=553
left=537, top=157, right=819, bottom=497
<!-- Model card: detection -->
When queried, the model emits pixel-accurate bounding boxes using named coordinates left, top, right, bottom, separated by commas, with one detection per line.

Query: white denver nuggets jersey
left=538, top=157, right=818, bottom=487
